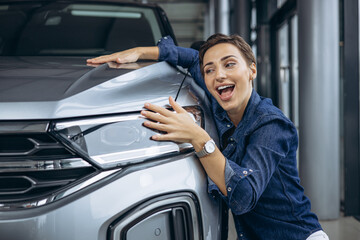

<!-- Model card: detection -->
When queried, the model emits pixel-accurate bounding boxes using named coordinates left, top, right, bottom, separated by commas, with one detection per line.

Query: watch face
left=205, top=140, right=215, bottom=153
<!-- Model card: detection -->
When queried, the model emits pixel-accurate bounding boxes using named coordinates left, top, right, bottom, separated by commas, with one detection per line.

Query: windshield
left=0, top=2, right=165, bottom=56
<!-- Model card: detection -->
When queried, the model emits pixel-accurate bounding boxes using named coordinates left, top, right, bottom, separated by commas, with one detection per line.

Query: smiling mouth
left=217, top=85, right=235, bottom=99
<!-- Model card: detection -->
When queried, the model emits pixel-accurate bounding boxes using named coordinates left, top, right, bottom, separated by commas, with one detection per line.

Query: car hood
left=0, top=57, right=188, bottom=120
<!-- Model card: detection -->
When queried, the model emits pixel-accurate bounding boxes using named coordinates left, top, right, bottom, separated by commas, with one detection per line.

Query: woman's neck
left=227, top=89, right=253, bottom=127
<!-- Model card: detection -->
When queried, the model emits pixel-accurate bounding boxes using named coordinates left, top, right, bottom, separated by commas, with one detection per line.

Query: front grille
left=0, top=123, right=97, bottom=206
left=0, top=168, right=95, bottom=203
left=0, top=134, right=74, bottom=158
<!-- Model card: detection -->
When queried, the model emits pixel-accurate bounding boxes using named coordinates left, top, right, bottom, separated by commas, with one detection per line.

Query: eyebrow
left=203, top=55, right=238, bottom=69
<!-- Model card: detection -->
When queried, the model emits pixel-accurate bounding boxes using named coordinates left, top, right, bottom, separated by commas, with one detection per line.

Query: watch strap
left=195, top=148, right=208, bottom=158
left=195, top=139, right=215, bottom=158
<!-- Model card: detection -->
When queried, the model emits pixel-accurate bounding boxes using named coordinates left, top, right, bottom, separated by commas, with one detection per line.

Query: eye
left=205, top=68, right=214, bottom=75
left=225, top=61, right=236, bottom=68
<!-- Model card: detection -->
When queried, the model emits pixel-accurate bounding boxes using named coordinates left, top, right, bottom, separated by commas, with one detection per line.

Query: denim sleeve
left=208, top=158, right=256, bottom=214
left=208, top=118, right=297, bottom=215
left=157, top=36, right=208, bottom=92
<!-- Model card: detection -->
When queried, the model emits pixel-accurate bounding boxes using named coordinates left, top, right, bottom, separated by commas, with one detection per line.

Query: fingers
left=87, top=48, right=139, bottom=64
left=141, top=103, right=172, bottom=135
left=141, top=110, right=169, bottom=124
left=143, top=98, right=186, bottom=116
left=141, top=99, right=195, bottom=143
left=143, top=102, right=173, bottom=117
left=87, top=54, right=117, bottom=64
left=86, top=63, right=100, bottom=68
left=151, top=133, right=176, bottom=141
left=169, top=96, right=187, bottom=113
left=141, top=111, right=174, bottom=141
left=143, top=120, right=168, bottom=132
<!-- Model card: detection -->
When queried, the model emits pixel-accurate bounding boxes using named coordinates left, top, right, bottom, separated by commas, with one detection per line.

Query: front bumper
left=0, top=154, right=222, bottom=240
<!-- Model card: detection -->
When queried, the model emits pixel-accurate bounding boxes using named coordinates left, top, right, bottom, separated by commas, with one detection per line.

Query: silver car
left=0, top=1, right=226, bottom=239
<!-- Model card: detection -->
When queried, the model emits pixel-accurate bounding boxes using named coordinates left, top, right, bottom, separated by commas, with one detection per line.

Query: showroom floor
left=320, top=216, right=360, bottom=240
left=227, top=213, right=360, bottom=239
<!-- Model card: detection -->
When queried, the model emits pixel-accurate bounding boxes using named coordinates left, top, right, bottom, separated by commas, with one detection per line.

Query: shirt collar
left=239, top=89, right=261, bottom=128
left=213, top=98, right=229, bottom=122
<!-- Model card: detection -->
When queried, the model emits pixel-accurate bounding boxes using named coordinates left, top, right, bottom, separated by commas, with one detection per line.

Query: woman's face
left=203, top=43, right=256, bottom=122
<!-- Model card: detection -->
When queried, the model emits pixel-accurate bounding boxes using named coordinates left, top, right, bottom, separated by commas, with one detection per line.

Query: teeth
left=217, top=85, right=234, bottom=91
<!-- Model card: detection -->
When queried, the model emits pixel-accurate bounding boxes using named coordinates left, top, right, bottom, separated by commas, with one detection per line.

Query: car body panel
left=0, top=57, right=137, bottom=102
left=0, top=58, right=187, bottom=120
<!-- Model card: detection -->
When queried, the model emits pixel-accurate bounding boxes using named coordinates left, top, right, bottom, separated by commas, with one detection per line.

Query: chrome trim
left=0, top=169, right=121, bottom=210
left=0, top=158, right=91, bottom=172
left=54, top=113, right=142, bottom=131
left=71, top=10, right=142, bottom=18
left=110, top=195, right=200, bottom=240
left=54, top=169, right=119, bottom=201
left=0, top=122, right=49, bottom=134
left=91, top=145, right=180, bottom=165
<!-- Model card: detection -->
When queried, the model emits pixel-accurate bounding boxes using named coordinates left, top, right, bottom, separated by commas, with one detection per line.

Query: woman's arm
left=86, top=46, right=159, bottom=64
left=87, top=36, right=209, bottom=94
left=142, top=96, right=228, bottom=196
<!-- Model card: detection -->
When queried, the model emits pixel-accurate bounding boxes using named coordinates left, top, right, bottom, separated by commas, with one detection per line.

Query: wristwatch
left=195, top=139, right=216, bottom=158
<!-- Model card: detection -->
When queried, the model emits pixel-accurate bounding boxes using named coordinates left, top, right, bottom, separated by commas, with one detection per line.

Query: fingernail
left=152, top=135, right=158, bottom=140
left=144, top=103, right=150, bottom=107
left=141, top=110, right=146, bottom=115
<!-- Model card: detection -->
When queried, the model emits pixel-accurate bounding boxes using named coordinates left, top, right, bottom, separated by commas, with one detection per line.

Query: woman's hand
left=144, top=96, right=227, bottom=195
left=141, top=96, right=209, bottom=148
left=87, top=46, right=159, bottom=64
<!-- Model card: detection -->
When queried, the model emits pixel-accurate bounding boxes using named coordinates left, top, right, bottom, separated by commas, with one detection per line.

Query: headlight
left=51, top=106, right=203, bottom=169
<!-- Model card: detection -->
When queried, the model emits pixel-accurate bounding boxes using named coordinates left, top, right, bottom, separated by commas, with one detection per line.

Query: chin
left=218, top=102, right=234, bottom=112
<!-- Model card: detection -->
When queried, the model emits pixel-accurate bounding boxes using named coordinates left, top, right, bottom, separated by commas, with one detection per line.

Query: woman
left=87, top=34, right=329, bottom=240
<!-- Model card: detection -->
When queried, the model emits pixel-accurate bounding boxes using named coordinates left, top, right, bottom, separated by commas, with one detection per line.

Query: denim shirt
left=158, top=37, right=322, bottom=240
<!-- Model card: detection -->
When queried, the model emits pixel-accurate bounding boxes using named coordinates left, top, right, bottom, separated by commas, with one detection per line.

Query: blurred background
left=135, top=0, right=360, bottom=239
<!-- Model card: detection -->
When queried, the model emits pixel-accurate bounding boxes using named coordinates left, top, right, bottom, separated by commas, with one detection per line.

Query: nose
left=215, top=67, right=226, bottom=81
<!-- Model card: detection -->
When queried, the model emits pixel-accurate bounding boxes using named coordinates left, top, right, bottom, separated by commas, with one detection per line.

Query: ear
left=249, top=62, right=257, bottom=80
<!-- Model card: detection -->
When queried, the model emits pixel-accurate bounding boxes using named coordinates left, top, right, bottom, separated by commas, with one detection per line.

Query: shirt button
left=227, top=124, right=231, bottom=128
left=164, top=36, right=168, bottom=39
left=227, top=187, right=232, bottom=192
left=229, top=137, right=234, bottom=141
left=243, top=170, right=248, bottom=175
left=249, top=169, right=253, bottom=172
left=240, top=233, right=244, bottom=237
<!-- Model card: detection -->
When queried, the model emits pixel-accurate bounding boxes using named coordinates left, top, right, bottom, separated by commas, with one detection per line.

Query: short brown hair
left=199, top=33, right=256, bottom=76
